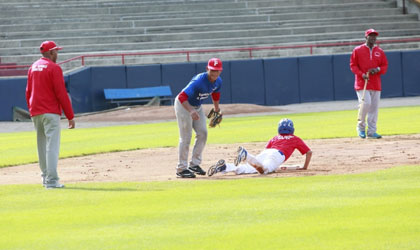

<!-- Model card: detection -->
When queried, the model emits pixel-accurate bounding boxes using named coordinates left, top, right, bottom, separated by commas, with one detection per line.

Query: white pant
left=174, top=98, right=207, bottom=170
left=356, top=90, right=381, bottom=136
left=224, top=149, right=286, bottom=174
left=32, top=113, right=61, bottom=184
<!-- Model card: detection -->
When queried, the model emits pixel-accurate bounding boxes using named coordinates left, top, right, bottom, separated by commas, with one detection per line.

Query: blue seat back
left=104, top=86, right=172, bottom=100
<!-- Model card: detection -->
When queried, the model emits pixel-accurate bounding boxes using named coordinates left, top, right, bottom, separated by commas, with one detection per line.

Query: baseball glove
left=207, top=108, right=223, bottom=128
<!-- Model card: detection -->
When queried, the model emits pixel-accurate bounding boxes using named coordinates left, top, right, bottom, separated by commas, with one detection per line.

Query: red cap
left=365, top=29, right=379, bottom=37
left=207, top=58, right=223, bottom=71
left=39, top=41, right=62, bottom=53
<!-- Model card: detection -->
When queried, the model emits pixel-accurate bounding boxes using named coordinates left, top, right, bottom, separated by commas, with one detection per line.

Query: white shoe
left=46, top=182, right=65, bottom=189
left=207, top=159, right=226, bottom=177
left=234, top=146, right=248, bottom=166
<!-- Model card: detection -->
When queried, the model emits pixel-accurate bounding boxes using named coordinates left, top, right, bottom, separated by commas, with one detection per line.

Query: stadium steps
left=0, top=0, right=419, bottom=74
left=1, top=22, right=420, bottom=55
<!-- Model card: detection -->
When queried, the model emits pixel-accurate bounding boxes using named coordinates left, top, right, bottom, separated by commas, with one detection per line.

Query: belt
left=278, top=150, right=284, bottom=156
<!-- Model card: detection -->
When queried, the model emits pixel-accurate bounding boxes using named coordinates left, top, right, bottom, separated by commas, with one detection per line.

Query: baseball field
left=0, top=104, right=419, bottom=249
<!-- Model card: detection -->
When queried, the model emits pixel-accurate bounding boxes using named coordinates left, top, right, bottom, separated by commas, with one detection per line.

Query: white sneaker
left=234, top=146, right=248, bottom=166
left=207, top=159, right=226, bottom=177
left=46, top=182, right=65, bottom=189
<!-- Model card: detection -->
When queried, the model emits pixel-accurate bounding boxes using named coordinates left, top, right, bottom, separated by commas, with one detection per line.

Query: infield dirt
left=1, top=103, right=419, bottom=185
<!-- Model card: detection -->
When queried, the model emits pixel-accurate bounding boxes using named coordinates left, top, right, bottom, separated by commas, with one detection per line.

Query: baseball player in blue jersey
left=174, top=58, right=223, bottom=178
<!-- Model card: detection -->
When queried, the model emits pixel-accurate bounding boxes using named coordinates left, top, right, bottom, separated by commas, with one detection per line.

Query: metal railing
left=1, top=37, right=420, bottom=71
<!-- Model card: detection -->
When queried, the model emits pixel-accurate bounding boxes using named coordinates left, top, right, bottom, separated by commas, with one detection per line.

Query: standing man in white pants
left=174, top=58, right=223, bottom=178
left=207, top=119, right=312, bottom=176
left=26, top=41, right=75, bottom=188
left=350, top=29, right=388, bottom=139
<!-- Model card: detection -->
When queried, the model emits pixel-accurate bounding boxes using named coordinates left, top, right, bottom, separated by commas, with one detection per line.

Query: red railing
left=1, top=37, right=420, bottom=71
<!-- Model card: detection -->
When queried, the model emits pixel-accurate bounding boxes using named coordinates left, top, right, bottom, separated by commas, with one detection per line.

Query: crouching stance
left=208, top=119, right=312, bottom=176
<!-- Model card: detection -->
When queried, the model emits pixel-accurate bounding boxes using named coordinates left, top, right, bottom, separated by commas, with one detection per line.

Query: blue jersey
left=182, top=72, right=222, bottom=106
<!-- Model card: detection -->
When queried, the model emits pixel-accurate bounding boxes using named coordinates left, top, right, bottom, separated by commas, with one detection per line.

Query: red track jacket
left=350, top=44, right=388, bottom=91
left=26, top=57, right=74, bottom=120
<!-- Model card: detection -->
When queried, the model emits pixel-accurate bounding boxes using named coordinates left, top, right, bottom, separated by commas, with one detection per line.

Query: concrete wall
left=1, top=50, right=419, bottom=121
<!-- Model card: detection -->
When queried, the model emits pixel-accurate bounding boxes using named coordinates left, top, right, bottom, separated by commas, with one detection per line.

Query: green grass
left=1, top=106, right=419, bottom=167
left=1, top=166, right=419, bottom=250
left=1, top=106, right=419, bottom=249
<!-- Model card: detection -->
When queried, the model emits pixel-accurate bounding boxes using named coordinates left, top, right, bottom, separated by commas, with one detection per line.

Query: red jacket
left=26, top=57, right=74, bottom=120
left=350, top=44, right=388, bottom=91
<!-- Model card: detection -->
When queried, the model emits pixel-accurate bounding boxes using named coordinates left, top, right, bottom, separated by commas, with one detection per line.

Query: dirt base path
left=1, top=134, right=419, bottom=185
left=2, top=103, right=420, bottom=185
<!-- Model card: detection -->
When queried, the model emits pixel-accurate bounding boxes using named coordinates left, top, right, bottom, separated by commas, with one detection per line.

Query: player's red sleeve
left=350, top=48, right=363, bottom=78
left=379, top=50, right=388, bottom=75
left=265, top=137, right=274, bottom=149
left=297, top=138, right=311, bottom=155
left=177, top=91, right=189, bottom=103
left=26, top=68, right=32, bottom=108
left=211, top=92, right=220, bottom=101
left=52, top=66, right=74, bottom=120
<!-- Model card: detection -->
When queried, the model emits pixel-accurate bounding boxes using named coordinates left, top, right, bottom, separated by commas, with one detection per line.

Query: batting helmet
left=207, top=58, right=223, bottom=71
left=278, top=118, right=294, bottom=135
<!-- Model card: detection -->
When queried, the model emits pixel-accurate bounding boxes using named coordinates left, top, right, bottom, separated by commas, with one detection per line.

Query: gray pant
left=174, top=98, right=208, bottom=171
left=32, top=113, right=61, bottom=184
left=356, top=90, right=381, bottom=136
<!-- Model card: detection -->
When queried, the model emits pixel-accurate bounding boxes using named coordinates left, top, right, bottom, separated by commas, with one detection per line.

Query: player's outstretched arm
left=300, top=150, right=312, bottom=170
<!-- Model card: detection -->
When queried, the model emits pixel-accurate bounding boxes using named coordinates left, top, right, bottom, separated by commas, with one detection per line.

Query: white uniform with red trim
left=225, top=134, right=311, bottom=174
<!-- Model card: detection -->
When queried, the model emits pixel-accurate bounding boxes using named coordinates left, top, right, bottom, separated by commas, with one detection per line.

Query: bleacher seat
left=104, top=86, right=173, bottom=106
left=0, top=0, right=420, bottom=75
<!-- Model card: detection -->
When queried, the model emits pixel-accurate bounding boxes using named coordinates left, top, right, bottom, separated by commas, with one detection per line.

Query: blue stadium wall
left=1, top=51, right=419, bottom=121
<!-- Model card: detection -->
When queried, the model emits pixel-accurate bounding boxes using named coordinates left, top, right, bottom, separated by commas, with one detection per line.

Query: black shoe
left=176, top=169, right=196, bottom=178
left=188, top=165, right=206, bottom=175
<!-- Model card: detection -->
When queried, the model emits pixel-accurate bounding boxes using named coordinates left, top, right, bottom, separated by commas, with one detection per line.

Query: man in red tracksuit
left=26, top=41, right=75, bottom=188
left=350, top=29, right=388, bottom=139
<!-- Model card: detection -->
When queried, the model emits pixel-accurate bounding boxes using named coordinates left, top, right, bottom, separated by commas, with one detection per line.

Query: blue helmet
left=278, top=118, right=294, bottom=134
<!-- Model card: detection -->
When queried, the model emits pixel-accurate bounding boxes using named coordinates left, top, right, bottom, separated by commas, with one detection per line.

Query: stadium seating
left=104, top=86, right=173, bottom=106
left=1, top=0, right=420, bottom=75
